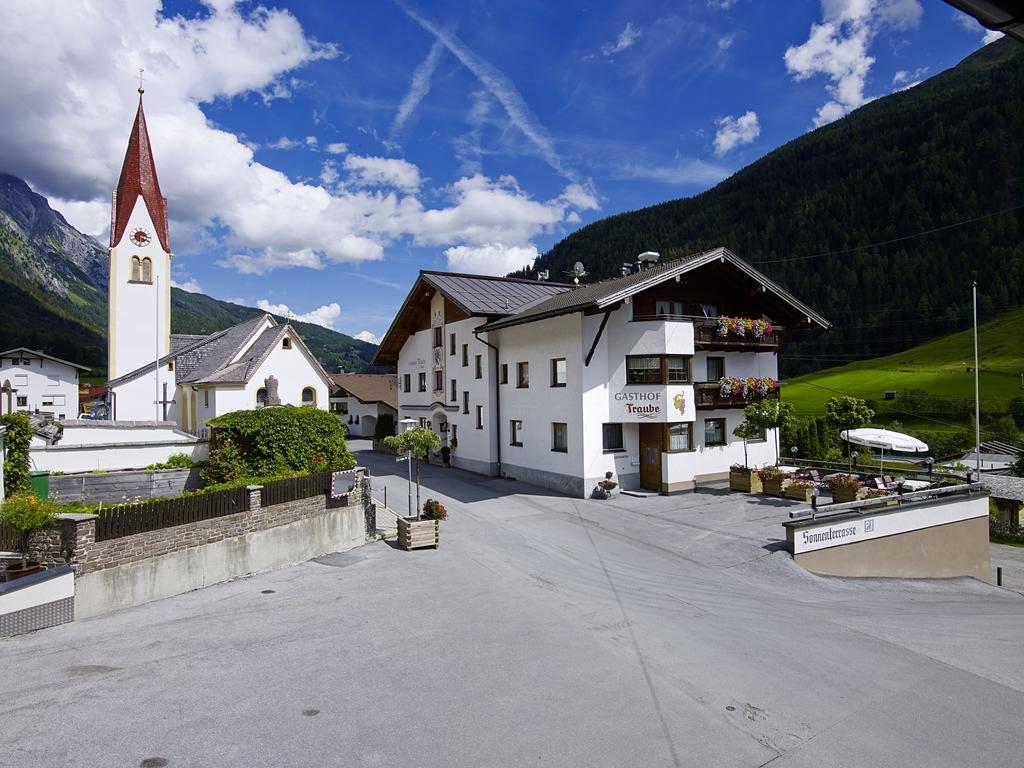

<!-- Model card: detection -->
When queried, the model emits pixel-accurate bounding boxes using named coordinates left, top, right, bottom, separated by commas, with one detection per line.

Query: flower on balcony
left=718, top=376, right=779, bottom=399
left=716, top=316, right=774, bottom=339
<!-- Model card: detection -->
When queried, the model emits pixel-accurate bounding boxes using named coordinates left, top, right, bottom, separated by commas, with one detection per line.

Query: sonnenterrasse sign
left=789, top=495, right=988, bottom=554
left=611, top=385, right=695, bottom=423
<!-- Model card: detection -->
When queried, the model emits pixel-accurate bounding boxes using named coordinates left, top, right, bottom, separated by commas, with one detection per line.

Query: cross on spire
left=138, top=67, right=145, bottom=94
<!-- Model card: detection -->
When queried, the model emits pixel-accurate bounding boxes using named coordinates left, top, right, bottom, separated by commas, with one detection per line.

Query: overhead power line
left=751, top=202, right=1024, bottom=265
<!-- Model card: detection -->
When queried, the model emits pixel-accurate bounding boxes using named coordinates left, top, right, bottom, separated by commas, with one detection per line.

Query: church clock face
left=130, top=228, right=152, bottom=246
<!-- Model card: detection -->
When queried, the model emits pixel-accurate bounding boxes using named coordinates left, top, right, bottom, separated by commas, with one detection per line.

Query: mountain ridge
left=521, top=38, right=1024, bottom=377
left=0, top=174, right=380, bottom=375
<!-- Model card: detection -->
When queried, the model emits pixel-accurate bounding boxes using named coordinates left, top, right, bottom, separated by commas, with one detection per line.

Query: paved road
left=2, top=441, right=1023, bottom=767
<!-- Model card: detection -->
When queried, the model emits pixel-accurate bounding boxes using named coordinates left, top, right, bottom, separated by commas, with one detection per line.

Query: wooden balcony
left=694, top=319, right=783, bottom=351
left=695, top=382, right=781, bottom=410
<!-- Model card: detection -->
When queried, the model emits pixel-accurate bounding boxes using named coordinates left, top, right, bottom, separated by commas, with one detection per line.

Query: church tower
left=108, top=87, right=171, bottom=381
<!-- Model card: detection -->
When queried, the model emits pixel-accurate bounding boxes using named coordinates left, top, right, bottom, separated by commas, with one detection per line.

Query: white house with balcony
left=0, top=348, right=89, bottom=420
left=374, top=248, right=829, bottom=497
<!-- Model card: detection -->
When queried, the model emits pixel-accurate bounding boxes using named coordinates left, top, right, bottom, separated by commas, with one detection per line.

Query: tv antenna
left=564, top=261, right=588, bottom=285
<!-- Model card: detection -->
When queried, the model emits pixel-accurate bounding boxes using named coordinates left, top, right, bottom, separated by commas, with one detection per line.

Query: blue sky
left=0, top=1, right=1002, bottom=343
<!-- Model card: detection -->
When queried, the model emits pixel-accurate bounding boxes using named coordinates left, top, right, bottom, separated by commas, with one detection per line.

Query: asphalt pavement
left=2, top=439, right=1022, bottom=767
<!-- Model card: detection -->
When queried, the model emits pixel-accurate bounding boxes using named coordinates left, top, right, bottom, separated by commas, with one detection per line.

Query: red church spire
left=110, top=88, right=170, bottom=252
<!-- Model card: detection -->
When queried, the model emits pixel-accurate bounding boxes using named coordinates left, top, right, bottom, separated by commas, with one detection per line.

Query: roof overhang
left=479, top=247, right=830, bottom=333
left=944, top=1, right=1024, bottom=42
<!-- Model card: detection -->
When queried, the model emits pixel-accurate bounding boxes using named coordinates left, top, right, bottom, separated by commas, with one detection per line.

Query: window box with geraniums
left=0, top=494, right=58, bottom=580
left=716, top=316, right=774, bottom=340
left=785, top=480, right=816, bottom=503
left=718, top=376, right=779, bottom=400
left=826, top=474, right=862, bottom=504
left=757, top=466, right=790, bottom=497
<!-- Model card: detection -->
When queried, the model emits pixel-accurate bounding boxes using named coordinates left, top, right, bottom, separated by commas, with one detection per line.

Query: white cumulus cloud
left=785, top=0, right=923, bottom=127
left=443, top=244, right=539, bottom=277
left=354, top=330, right=382, bottom=345
left=256, top=299, right=342, bottom=329
left=342, top=155, right=422, bottom=191
left=325, top=142, right=348, bottom=154
left=171, top=276, right=203, bottom=293
left=713, top=111, right=760, bottom=156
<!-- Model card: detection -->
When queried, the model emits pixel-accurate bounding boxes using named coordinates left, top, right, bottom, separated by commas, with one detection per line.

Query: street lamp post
left=399, top=417, right=417, bottom=519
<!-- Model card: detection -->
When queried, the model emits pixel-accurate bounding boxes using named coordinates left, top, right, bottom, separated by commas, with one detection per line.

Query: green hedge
left=204, top=407, right=354, bottom=484
left=1, top=412, right=32, bottom=496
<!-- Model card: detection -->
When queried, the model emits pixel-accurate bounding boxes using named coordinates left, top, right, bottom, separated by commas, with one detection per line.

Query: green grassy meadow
left=783, top=307, right=1024, bottom=425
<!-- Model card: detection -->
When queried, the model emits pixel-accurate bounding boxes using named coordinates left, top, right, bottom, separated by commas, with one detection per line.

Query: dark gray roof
left=420, top=271, right=572, bottom=316
left=178, top=314, right=270, bottom=384
left=479, top=247, right=831, bottom=332
left=108, top=314, right=332, bottom=389
left=986, top=475, right=1024, bottom=503
left=0, top=347, right=91, bottom=371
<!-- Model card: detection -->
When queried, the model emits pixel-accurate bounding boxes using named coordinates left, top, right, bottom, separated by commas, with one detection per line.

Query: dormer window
left=282, top=337, right=292, bottom=350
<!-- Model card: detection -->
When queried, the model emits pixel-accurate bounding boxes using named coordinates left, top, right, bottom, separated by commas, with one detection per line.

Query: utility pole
left=155, top=275, right=161, bottom=421
left=973, top=282, right=981, bottom=478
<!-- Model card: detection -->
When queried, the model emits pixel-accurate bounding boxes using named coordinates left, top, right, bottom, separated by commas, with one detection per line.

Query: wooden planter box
left=831, top=486, right=859, bottom=504
left=398, top=517, right=440, bottom=550
left=730, top=470, right=762, bottom=494
left=785, top=485, right=814, bottom=503
left=761, top=478, right=787, bottom=497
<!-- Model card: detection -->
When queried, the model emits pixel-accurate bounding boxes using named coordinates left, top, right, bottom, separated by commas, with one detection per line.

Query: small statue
left=265, top=375, right=282, bottom=406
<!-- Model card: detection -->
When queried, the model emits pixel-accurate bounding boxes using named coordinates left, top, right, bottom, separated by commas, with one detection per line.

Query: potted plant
left=595, top=472, right=618, bottom=499
left=1, top=494, right=58, bottom=580
left=730, top=419, right=763, bottom=492
left=785, top=479, right=815, bottom=503
left=384, top=427, right=443, bottom=551
left=827, top=474, right=861, bottom=503
left=396, top=498, right=445, bottom=550
left=757, top=466, right=790, bottom=497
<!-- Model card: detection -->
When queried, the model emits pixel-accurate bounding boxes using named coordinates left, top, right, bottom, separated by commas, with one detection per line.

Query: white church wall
left=30, top=421, right=208, bottom=473
left=109, top=196, right=171, bottom=380
left=111, top=372, right=165, bottom=422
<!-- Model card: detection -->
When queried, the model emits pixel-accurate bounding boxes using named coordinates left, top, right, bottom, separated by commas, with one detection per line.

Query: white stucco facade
left=380, top=257, right=826, bottom=499
left=0, top=350, right=86, bottom=419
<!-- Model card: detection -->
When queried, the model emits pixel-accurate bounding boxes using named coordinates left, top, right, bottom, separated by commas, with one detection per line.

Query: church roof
left=108, top=314, right=331, bottom=391
left=111, top=91, right=170, bottom=253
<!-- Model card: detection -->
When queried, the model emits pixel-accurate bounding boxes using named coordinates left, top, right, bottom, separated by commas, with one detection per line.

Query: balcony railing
left=694, top=318, right=783, bottom=350
left=695, top=381, right=781, bottom=410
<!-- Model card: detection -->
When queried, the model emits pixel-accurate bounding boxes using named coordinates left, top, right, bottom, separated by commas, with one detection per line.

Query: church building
left=105, top=89, right=331, bottom=433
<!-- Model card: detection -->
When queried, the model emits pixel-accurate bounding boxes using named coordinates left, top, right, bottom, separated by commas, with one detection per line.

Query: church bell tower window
left=131, top=256, right=142, bottom=282
left=142, top=257, right=153, bottom=283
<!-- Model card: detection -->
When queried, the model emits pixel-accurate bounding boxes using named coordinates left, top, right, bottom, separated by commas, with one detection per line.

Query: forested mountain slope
left=522, top=38, right=1024, bottom=376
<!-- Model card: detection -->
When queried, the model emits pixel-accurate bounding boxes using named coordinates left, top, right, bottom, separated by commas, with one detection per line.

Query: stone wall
left=32, top=468, right=372, bottom=618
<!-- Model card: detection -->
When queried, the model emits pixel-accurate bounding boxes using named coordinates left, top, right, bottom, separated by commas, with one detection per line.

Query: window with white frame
left=510, top=419, right=523, bottom=446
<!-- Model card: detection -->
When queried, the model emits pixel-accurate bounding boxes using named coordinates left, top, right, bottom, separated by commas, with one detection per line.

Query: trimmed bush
left=206, top=407, right=355, bottom=481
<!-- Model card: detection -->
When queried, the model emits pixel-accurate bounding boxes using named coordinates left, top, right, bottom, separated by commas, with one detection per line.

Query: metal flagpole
left=155, top=275, right=160, bottom=421
left=973, top=282, right=981, bottom=478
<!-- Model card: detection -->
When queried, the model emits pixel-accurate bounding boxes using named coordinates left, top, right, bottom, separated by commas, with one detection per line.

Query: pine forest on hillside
left=520, top=38, right=1024, bottom=378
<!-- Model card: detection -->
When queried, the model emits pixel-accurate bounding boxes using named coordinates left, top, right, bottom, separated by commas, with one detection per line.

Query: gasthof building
left=373, top=247, right=829, bottom=498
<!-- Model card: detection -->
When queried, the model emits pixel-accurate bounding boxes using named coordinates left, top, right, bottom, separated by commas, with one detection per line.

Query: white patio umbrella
left=840, top=428, right=929, bottom=475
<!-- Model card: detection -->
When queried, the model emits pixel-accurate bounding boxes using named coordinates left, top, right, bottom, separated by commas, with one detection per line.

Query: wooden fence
left=261, top=469, right=354, bottom=507
left=0, top=522, right=19, bottom=552
left=93, top=486, right=251, bottom=542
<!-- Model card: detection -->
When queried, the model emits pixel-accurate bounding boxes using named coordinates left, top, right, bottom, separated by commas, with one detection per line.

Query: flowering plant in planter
left=0, top=493, right=58, bottom=574
left=716, top=316, right=774, bottom=339
left=719, top=376, right=779, bottom=399
left=787, top=480, right=815, bottom=490
left=757, top=466, right=788, bottom=481
left=861, top=488, right=891, bottom=499
left=421, top=498, right=448, bottom=520
left=827, top=474, right=861, bottom=492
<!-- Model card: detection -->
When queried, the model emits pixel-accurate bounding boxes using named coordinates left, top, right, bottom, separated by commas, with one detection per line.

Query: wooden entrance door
left=639, top=423, right=663, bottom=491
